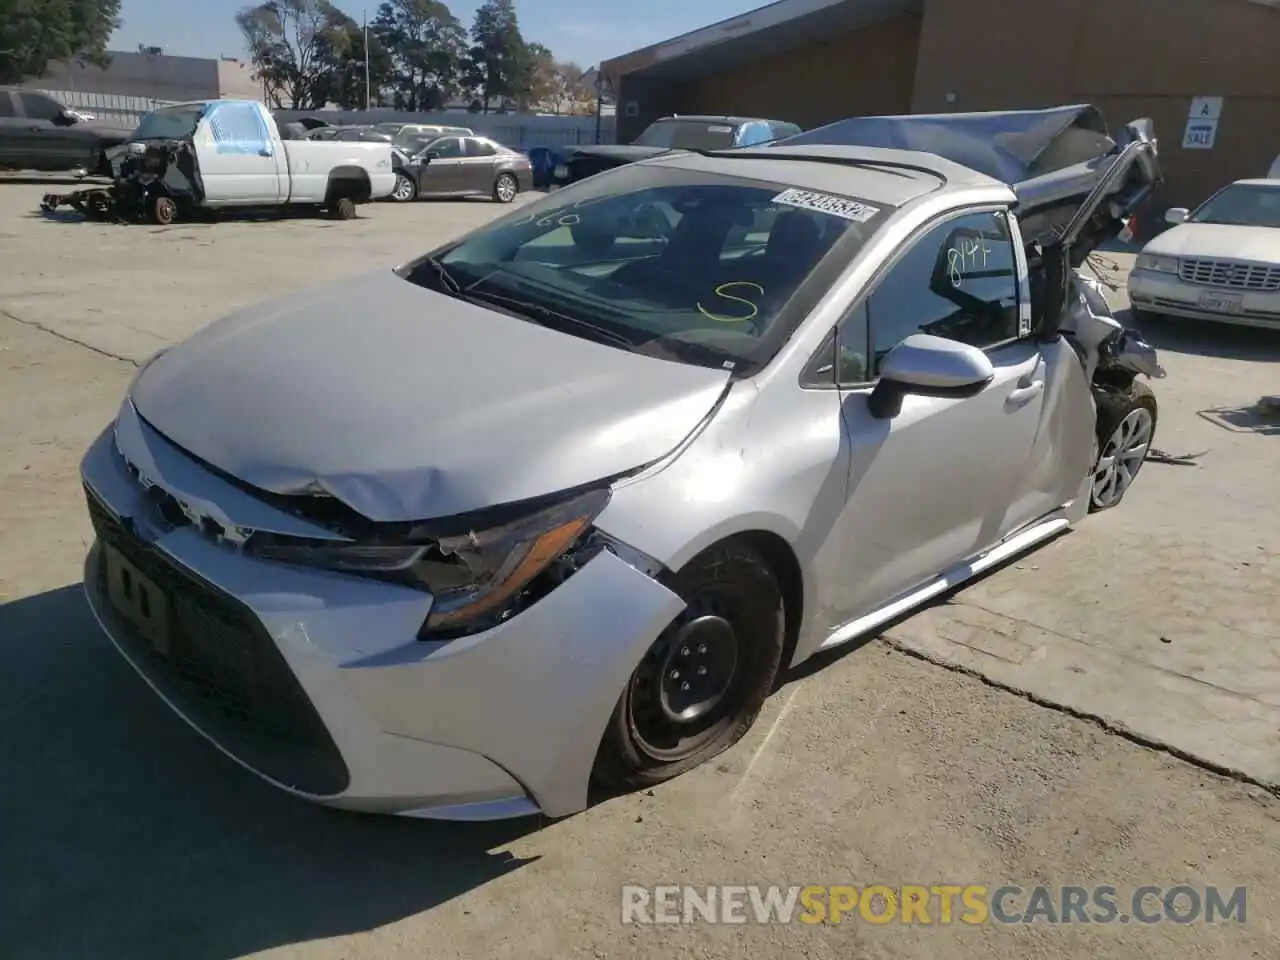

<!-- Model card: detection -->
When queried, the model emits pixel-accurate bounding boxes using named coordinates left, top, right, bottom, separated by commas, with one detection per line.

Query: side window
left=465, top=138, right=496, bottom=157
left=0, top=93, right=15, bottom=118
left=801, top=302, right=870, bottom=387
left=431, top=137, right=463, bottom=158
left=867, top=210, right=1019, bottom=375
left=18, top=92, right=63, bottom=121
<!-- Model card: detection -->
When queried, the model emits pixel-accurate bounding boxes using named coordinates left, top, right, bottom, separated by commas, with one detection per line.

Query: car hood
left=1143, top=223, right=1280, bottom=261
left=129, top=270, right=731, bottom=523
left=567, top=145, right=672, bottom=164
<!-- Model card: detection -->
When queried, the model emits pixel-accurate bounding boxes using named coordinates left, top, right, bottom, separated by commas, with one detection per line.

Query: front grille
left=1178, top=258, right=1280, bottom=291
left=86, top=487, right=350, bottom=796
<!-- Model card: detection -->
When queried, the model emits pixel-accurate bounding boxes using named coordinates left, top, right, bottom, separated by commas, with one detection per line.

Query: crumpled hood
left=130, top=270, right=731, bottom=523
left=567, top=145, right=672, bottom=165
left=1143, top=223, right=1280, bottom=262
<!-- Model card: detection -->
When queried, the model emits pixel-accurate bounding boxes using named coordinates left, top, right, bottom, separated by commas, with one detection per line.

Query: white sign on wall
left=1183, top=96, right=1223, bottom=149
left=1189, top=96, right=1223, bottom=120
left=1182, top=119, right=1219, bottom=149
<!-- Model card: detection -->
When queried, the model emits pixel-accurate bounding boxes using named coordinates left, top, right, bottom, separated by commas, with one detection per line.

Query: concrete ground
left=1, top=181, right=1278, bottom=959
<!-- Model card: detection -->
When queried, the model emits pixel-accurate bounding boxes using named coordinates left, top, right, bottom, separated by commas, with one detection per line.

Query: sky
left=110, top=0, right=763, bottom=69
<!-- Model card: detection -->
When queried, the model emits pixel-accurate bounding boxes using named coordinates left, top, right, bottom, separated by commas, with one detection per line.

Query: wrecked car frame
left=79, top=106, right=1164, bottom=821
left=41, top=99, right=395, bottom=224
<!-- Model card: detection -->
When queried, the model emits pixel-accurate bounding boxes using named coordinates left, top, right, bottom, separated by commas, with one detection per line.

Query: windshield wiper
left=464, top=287, right=639, bottom=350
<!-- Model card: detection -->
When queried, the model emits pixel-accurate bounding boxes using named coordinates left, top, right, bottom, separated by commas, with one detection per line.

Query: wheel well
left=326, top=166, right=372, bottom=203
left=716, top=530, right=804, bottom=672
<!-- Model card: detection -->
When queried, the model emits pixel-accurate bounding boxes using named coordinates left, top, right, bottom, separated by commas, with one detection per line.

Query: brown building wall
left=614, top=0, right=1279, bottom=209
left=683, top=14, right=922, bottom=129
left=912, top=0, right=1280, bottom=208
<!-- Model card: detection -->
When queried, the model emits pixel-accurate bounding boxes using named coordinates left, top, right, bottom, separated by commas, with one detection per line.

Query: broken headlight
left=249, top=486, right=611, bottom=636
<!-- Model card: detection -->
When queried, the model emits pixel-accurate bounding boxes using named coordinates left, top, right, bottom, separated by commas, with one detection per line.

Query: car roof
left=1230, top=178, right=1280, bottom=187
left=644, top=144, right=1011, bottom=208
left=657, top=115, right=776, bottom=125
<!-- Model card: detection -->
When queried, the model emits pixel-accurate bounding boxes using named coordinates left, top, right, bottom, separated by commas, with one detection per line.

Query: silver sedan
left=79, top=108, right=1163, bottom=821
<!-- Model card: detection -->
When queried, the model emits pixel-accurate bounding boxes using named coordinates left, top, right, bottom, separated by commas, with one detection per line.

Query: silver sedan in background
left=388, top=134, right=532, bottom=203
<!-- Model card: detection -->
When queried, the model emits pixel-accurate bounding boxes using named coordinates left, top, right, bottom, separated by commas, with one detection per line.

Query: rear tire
left=328, top=196, right=356, bottom=220
left=493, top=172, right=518, bottom=203
left=592, top=542, right=786, bottom=791
left=1089, top=381, right=1157, bottom=512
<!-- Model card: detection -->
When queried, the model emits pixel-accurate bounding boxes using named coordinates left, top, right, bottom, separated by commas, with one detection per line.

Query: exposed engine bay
left=39, top=140, right=204, bottom=224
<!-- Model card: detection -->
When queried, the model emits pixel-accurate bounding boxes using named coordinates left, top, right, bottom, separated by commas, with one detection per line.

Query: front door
left=197, top=101, right=286, bottom=203
left=415, top=136, right=466, bottom=195
left=822, top=207, right=1046, bottom=625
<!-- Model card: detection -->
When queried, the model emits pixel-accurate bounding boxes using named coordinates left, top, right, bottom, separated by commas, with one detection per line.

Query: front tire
left=151, top=195, right=177, bottom=226
left=493, top=172, right=518, bottom=203
left=592, top=542, right=786, bottom=791
left=1090, top=381, right=1157, bottom=511
left=390, top=171, right=416, bottom=202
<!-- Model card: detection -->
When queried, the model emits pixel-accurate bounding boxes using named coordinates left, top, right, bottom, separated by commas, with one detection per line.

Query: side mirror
left=867, top=334, right=995, bottom=419
left=1164, top=207, right=1189, bottom=225
left=54, top=109, right=78, bottom=126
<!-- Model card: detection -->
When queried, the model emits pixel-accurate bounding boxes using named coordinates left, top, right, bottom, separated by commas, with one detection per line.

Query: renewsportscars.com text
left=621, top=884, right=1247, bottom=925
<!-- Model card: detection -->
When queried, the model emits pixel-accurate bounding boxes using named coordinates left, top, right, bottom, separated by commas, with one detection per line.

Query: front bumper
left=1128, top=268, right=1280, bottom=329
left=79, top=409, right=685, bottom=819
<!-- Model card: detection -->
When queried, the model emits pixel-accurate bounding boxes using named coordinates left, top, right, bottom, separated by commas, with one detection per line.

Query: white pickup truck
left=41, top=99, right=395, bottom=224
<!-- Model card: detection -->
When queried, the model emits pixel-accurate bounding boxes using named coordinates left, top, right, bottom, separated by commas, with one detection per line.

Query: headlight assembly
left=249, top=486, right=612, bottom=637
left=1136, top=253, right=1179, bottom=274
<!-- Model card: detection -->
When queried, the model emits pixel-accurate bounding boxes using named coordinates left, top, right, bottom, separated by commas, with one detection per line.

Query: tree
left=513, top=41, right=555, bottom=112
left=0, top=0, right=122, bottom=84
left=467, top=0, right=523, bottom=113
left=542, top=59, right=583, bottom=115
left=235, top=0, right=352, bottom=109
left=371, top=0, right=468, bottom=112
left=316, top=8, right=393, bottom=109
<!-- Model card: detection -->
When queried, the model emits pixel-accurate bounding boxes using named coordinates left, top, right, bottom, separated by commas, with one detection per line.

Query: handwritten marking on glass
left=946, top=235, right=992, bottom=287
left=697, top=281, right=764, bottom=323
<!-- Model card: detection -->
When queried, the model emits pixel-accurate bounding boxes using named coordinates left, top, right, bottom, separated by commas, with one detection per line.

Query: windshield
left=401, top=164, right=893, bottom=373
left=633, top=119, right=741, bottom=150
left=132, top=105, right=205, bottom=141
left=1190, top=183, right=1280, bottom=228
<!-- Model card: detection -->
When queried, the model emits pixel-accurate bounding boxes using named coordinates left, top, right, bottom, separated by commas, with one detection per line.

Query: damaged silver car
left=80, top=105, right=1164, bottom=821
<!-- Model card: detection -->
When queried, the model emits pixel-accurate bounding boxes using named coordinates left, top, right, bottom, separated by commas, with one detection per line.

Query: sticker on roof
left=772, top=187, right=880, bottom=223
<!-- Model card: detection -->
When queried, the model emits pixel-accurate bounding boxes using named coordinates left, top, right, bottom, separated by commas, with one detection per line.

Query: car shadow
left=1127, top=308, right=1280, bottom=362
left=0, top=585, right=541, bottom=960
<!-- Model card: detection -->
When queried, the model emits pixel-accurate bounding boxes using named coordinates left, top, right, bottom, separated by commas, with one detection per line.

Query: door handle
left=1007, top=380, right=1044, bottom=404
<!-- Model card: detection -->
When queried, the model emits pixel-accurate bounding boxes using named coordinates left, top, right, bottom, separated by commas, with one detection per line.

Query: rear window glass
left=633, top=119, right=742, bottom=151
left=405, top=164, right=894, bottom=374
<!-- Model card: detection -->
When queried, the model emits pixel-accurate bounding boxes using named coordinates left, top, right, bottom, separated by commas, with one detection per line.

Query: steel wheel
left=494, top=173, right=517, bottom=203
left=592, top=542, right=786, bottom=791
left=1092, top=405, right=1153, bottom=509
left=391, top=173, right=415, bottom=202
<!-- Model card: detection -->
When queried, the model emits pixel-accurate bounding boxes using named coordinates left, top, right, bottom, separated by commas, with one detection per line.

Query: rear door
left=461, top=137, right=498, bottom=194
left=0, top=92, right=30, bottom=168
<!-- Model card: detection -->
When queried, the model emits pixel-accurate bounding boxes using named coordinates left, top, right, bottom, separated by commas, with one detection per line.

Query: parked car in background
left=41, top=99, right=395, bottom=223
left=1128, top=178, right=1280, bottom=329
left=0, top=87, right=133, bottom=176
left=78, top=106, right=1162, bottom=821
left=551, top=115, right=803, bottom=188
left=526, top=145, right=566, bottom=188
left=388, top=133, right=530, bottom=203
